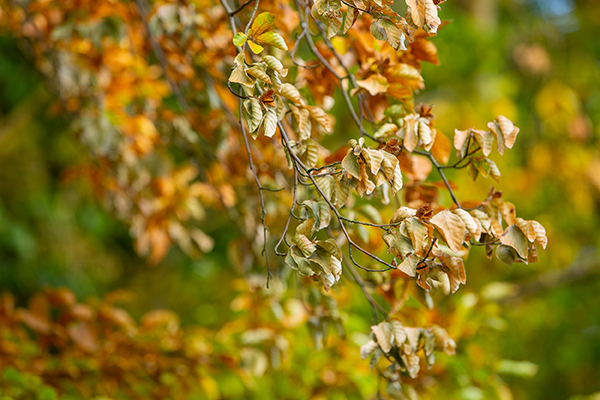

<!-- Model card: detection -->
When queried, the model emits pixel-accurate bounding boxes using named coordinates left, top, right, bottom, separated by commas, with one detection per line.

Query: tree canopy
left=1, top=0, right=599, bottom=399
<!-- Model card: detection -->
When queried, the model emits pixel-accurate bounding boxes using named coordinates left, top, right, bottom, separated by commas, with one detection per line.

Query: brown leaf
left=356, top=74, right=389, bottom=96
left=430, top=129, right=451, bottom=164
left=405, top=0, right=442, bottom=34
left=430, top=210, right=466, bottom=252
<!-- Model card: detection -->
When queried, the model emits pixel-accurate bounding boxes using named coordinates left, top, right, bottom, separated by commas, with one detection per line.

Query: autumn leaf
left=254, top=31, right=288, bottom=51
left=405, top=0, right=442, bottom=34
left=430, top=210, right=466, bottom=252
left=248, top=12, right=275, bottom=38
left=356, top=74, right=389, bottom=96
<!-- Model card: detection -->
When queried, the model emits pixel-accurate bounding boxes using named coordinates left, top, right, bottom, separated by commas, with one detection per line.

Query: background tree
left=0, top=0, right=599, bottom=399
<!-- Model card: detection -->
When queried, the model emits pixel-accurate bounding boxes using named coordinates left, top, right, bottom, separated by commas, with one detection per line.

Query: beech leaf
left=430, top=210, right=466, bottom=252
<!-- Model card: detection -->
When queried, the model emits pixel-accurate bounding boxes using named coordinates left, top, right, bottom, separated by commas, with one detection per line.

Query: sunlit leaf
left=233, top=32, right=248, bottom=46
left=249, top=12, right=275, bottom=38
left=430, top=210, right=466, bottom=252
left=254, top=31, right=288, bottom=51
left=247, top=40, right=264, bottom=54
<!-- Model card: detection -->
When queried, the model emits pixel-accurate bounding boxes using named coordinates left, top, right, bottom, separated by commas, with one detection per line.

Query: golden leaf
left=356, top=74, right=389, bottom=96
left=405, top=0, right=441, bottom=34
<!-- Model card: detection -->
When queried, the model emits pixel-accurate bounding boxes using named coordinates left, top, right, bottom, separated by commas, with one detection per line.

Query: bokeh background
left=1, top=0, right=599, bottom=399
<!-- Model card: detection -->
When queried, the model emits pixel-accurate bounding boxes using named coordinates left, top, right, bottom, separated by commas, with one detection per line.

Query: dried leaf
left=405, top=0, right=441, bottom=34
left=342, top=150, right=361, bottom=179
left=356, top=74, right=389, bottom=96
left=280, top=83, right=303, bottom=104
left=263, top=107, right=278, bottom=138
left=372, top=322, right=393, bottom=353
left=430, top=210, right=466, bottom=252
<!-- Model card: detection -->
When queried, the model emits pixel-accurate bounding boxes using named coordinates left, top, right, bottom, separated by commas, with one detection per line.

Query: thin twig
left=229, top=0, right=255, bottom=16
left=135, top=0, right=190, bottom=111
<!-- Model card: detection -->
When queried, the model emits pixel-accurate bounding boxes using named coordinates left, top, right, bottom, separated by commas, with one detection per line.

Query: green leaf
left=286, top=246, right=316, bottom=277
left=302, top=199, right=330, bottom=230
left=232, top=32, right=247, bottom=46
left=500, top=225, right=528, bottom=260
left=247, top=40, right=264, bottom=54
left=249, top=12, right=275, bottom=37
left=383, top=228, right=414, bottom=259
left=496, top=244, right=518, bottom=265
left=370, top=20, right=388, bottom=42
left=254, top=31, right=288, bottom=51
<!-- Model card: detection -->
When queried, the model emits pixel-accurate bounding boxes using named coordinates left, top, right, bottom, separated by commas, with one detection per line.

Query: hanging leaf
left=249, top=12, right=275, bottom=38
left=263, top=108, right=278, bottom=138
left=383, top=228, right=414, bottom=260
left=390, top=320, right=407, bottom=346
left=500, top=224, right=529, bottom=259
left=254, top=31, right=288, bottom=51
left=360, top=340, right=378, bottom=360
left=280, top=83, right=303, bottom=104
left=430, top=210, right=466, bottom=252
left=243, top=98, right=264, bottom=135
left=343, top=8, right=359, bottom=34
left=232, top=32, right=248, bottom=46
left=262, top=55, right=288, bottom=77
left=246, top=65, right=272, bottom=84
left=453, top=209, right=481, bottom=241
left=405, top=0, right=442, bottom=35
left=379, top=19, right=406, bottom=51
left=306, top=106, right=331, bottom=132
left=342, top=150, right=361, bottom=179
left=371, top=322, right=393, bottom=353
left=247, top=40, right=264, bottom=54
left=356, top=74, right=389, bottom=96
left=472, top=129, right=494, bottom=156
left=305, top=138, right=319, bottom=168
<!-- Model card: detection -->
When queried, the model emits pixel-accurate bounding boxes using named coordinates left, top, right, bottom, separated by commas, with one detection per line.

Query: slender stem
left=229, top=0, right=255, bottom=16
left=239, top=102, right=273, bottom=287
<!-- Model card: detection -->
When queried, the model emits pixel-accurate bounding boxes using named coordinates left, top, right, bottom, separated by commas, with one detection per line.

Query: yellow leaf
left=249, top=12, right=275, bottom=38
left=254, top=31, right=288, bottom=51
left=247, top=40, right=264, bottom=54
